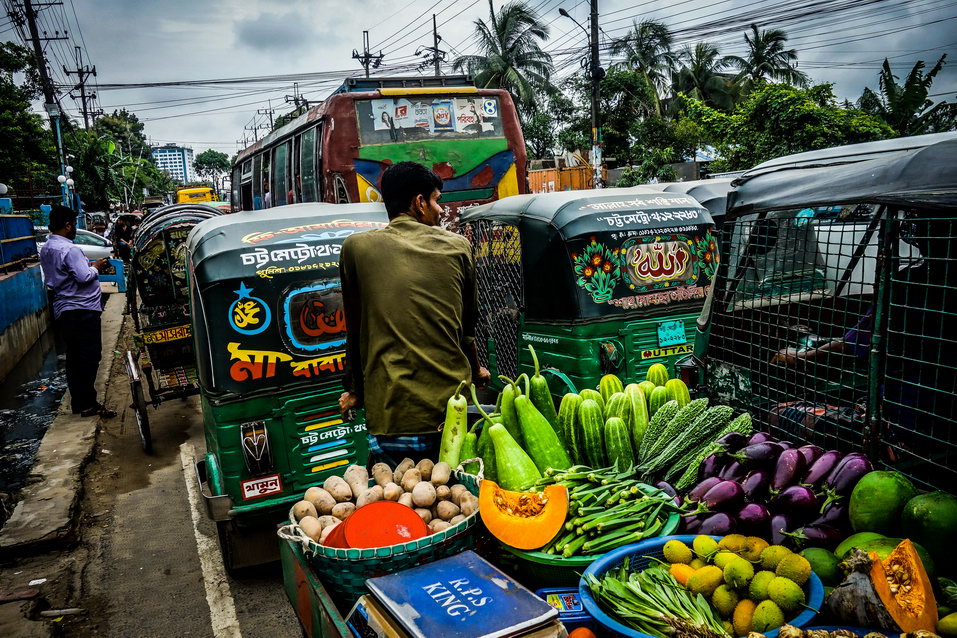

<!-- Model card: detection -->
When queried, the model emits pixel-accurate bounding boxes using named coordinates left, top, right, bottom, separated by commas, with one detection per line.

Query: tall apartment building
left=151, top=144, right=194, bottom=183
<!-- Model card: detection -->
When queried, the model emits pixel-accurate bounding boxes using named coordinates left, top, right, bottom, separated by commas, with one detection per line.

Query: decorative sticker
left=571, top=237, right=625, bottom=303
left=228, top=282, right=272, bottom=335
left=282, top=282, right=346, bottom=353
left=432, top=100, right=454, bottom=132
left=240, top=474, right=282, bottom=500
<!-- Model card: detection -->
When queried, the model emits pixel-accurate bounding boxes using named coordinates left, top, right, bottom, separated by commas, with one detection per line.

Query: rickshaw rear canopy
left=728, top=132, right=957, bottom=215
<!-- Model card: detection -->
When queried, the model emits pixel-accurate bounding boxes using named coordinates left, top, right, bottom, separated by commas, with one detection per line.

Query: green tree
left=682, top=83, right=893, bottom=171
left=193, top=149, right=231, bottom=183
left=95, top=109, right=152, bottom=160
left=725, top=24, right=809, bottom=90
left=67, top=130, right=125, bottom=210
left=452, top=0, right=553, bottom=109
left=610, top=18, right=677, bottom=111
left=857, top=55, right=957, bottom=136
left=673, top=42, right=738, bottom=111
left=121, top=158, right=175, bottom=207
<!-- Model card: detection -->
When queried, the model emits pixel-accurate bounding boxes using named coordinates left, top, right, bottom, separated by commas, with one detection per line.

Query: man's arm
left=64, top=245, right=100, bottom=283
left=339, top=238, right=364, bottom=410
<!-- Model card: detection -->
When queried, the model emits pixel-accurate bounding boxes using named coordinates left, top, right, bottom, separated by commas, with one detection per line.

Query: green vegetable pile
left=585, top=559, right=730, bottom=638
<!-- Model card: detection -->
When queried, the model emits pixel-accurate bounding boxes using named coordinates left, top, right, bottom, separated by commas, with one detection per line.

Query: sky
left=7, top=0, right=957, bottom=157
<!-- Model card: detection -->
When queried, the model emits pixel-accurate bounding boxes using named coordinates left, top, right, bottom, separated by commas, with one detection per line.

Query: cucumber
left=605, top=416, right=635, bottom=469
left=603, top=392, right=632, bottom=429
left=624, top=384, right=650, bottom=450
left=514, top=395, right=572, bottom=473
left=648, top=385, right=670, bottom=416
left=578, top=398, right=606, bottom=468
left=637, top=380, right=656, bottom=398
left=646, top=363, right=669, bottom=387
left=558, top=393, right=584, bottom=464
left=579, top=388, right=604, bottom=413
left=488, top=423, right=541, bottom=490
left=665, top=378, right=691, bottom=407
left=599, top=374, right=624, bottom=403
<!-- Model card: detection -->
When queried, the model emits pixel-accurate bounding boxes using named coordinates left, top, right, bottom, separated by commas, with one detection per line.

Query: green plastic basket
left=279, top=470, right=483, bottom=611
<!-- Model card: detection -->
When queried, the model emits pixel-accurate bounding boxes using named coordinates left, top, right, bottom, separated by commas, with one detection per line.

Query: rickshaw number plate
left=657, top=320, right=687, bottom=347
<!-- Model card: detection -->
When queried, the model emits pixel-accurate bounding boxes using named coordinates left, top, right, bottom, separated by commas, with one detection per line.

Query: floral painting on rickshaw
left=571, top=237, right=625, bottom=303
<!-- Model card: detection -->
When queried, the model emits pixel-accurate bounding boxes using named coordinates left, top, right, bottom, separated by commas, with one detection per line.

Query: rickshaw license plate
left=657, top=320, right=687, bottom=347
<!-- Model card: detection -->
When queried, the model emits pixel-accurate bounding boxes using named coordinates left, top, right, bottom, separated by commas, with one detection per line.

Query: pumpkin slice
left=869, top=539, right=938, bottom=633
left=479, top=480, right=568, bottom=550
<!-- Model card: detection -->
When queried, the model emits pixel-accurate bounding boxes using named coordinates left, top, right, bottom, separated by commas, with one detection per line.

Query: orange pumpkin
left=478, top=480, right=568, bottom=550
left=868, top=539, right=938, bottom=633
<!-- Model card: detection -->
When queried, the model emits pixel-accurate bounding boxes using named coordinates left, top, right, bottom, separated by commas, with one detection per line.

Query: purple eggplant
left=821, top=455, right=874, bottom=510
left=700, top=480, right=745, bottom=512
left=736, top=503, right=771, bottom=535
left=770, top=513, right=791, bottom=546
left=748, top=431, right=774, bottom=444
left=741, top=470, right=772, bottom=503
left=715, top=432, right=750, bottom=453
left=654, top=481, right=677, bottom=498
left=698, top=454, right=727, bottom=482
left=771, top=448, right=807, bottom=493
left=699, top=512, right=738, bottom=535
left=719, top=461, right=747, bottom=482
left=783, top=524, right=843, bottom=550
left=687, top=476, right=722, bottom=503
left=825, top=453, right=871, bottom=487
left=802, top=450, right=843, bottom=487
left=733, top=442, right=785, bottom=467
left=796, top=445, right=825, bottom=467
left=810, top=502, right=849, bottom=530
left=778, top=441, right=795, bottom=449
left=681, top=513, right=707, bottom=534
left=771, top=485, right=821, bottom=522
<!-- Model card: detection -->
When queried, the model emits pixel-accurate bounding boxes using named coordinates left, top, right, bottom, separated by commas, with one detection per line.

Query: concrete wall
left=0, top=263, right=51, bottom=382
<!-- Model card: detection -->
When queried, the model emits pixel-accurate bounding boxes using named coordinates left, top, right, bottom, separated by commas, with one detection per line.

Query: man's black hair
left=381, top=161, right=443, bottom=219
left=49, top=205, right=77, bottom=231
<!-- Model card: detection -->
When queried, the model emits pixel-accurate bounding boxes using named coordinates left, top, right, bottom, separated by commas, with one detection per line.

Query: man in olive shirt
left=338, top=162, right=489, bottom=460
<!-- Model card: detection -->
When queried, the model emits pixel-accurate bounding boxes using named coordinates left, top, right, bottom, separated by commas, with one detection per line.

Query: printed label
left=141, top=324, right=192, bottom=345
left=641, top=344, right=694, bottom=359
left=240, top=474, right=282, bottom=500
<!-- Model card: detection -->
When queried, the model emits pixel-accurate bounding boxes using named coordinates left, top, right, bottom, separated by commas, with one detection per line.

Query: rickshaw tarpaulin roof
left=728, top=132, right=957, bottom=214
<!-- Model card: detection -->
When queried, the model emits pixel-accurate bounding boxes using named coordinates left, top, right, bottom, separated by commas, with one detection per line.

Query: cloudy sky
left=10, top=0, right=957, bottom=156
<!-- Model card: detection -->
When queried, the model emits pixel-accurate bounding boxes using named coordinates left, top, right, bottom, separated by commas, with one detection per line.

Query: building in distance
left=152, top=144, right=194, bottom=184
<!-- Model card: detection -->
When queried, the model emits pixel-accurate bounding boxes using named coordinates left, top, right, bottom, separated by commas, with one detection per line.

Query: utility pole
left=433, top=14, right=441, bottom=76
left=22, top=0, right=70, bottom=206
left=352, top=30, right=383, bottom=78
left=64, top=45, right=97, bottom=128
left=415, top=15, right=446, bottom=75
left=257, top=100, right=275, bottom=129
left=285, top=82, right=308, bottom=110
left=589, top=0, right=603, bottom=188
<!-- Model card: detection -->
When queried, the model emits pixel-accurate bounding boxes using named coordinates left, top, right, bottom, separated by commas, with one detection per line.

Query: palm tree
left=452, top=1, right=553, bottom=110
left=673, top=41, right=738, bottom=111
left=858, top=55, right=957, bottom=136
left=610, top=19, right=677, bottom=110
left=726, top=23, right=809, bottom=89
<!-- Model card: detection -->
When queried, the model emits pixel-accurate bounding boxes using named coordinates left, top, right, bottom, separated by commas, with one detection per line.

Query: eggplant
left=771, top=448, right=807, bottom=493
left=732, top=442, right=785, bottom=467
left=741, top=470, right=772, bottom=503
left=687, top=476, right=722, bottom=503
left=653, top=481, right=677, bottom=498
left=699, top=512, right=738, bottom=535
left=770, top=485, right=821, bottom=522
left=700, top=480, right=745, bottom=512
left=802, top=450, right=843, bottom=487
left=681, top=513, right=707, bottom=534
left=736, top=503, right=771, bottom=536
left=770, top=513, right=791, bottom=546
left=783, top=524, right=843, bottom=550
left=748, top=431, right=773, bottom=444
left=715, top=432, right=750, bottom=453
left=698, top=454, right=727, bottom=482
left=811, top=502, right=849, bottom=530
left=778, top=441, right=795, bottom=449
left=796, top=445, right=825, bottom=467
left=825, top=453, right=871, bottom=488
left=821, top=455, right=874, bottom=510
left=718, top=461, right=747, bottom=482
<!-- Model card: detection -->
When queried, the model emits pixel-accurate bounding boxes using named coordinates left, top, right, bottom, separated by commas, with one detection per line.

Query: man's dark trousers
left=58, top=309, right=102, bottom=413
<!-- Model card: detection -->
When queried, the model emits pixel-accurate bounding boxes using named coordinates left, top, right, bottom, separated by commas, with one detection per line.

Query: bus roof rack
left=337, top=75, right=474, bottom=93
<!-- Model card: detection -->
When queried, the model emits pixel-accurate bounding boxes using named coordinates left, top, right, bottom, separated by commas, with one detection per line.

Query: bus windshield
left=355, top=96, right=504, bottom=146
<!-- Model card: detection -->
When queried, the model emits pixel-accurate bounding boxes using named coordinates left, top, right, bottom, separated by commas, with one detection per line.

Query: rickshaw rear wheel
left=130, top=378, right=152, bottom=454
left=216, top=520, right=281, bottom=574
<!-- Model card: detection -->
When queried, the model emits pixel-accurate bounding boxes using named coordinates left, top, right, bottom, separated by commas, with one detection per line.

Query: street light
left=559, top=4, right=603, bottom=188
left=57, top=174, right=67, bottom=184
left=66, top=178, right=75, bottom=187
left=65, top=165, right=74, bottom=174
left=0, top=183, right=8, bottom=196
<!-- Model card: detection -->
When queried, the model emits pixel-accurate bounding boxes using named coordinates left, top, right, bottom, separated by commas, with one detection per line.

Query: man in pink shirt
left=39, top=206, right=116, bottom=418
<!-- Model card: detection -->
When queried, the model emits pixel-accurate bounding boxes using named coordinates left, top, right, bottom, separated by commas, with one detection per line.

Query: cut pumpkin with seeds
left=478, top=480, right=568, bottom=550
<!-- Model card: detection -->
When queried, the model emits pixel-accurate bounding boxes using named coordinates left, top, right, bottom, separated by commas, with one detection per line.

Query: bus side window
left=231, top=166, right=242, bottom=211
left=240, top=159, right=253, bottom=211
left=300, top=125, right=318, bottom=202
left=292, top=134, right=302, bottom=204
left=252, top=154, right=263, bottom=209
left=262, top=153, right=271, bottom=208
left=273, top=143, right=289, bottom=206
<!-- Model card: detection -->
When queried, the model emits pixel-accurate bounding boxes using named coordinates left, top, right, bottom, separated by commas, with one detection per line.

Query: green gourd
left=469, top=384, right=499, bottom=480
left=578, top=398, right=606, bottom=468
left=526, top=346, right=563, bottom=444
left=514, top=394, right=573, bottom=473
left=603, top=392, right=633, bottom=429
left=605, top=416, right=635, bottom=469
left=488, top=423, right=541, bottom=490
left=460, top=429, right=479, bottom=475
left=624, top=383, right=650, bottom=451
left=579, top=388, right=605, bottom=413
left=557, top=393, right=584, bottom=464
left=599, top=374, right=624, bottom=403
left=438, top=380, right=468, bottom=468
left=497, top=375, right=524, bottom=447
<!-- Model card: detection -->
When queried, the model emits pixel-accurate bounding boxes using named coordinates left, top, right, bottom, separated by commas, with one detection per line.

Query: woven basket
left=277, top=463, right=484, bottom=610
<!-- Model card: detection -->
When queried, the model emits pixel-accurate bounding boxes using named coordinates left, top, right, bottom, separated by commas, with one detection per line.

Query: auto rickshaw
left=459, top=189, right=718, bottom=393
left=683, top=132, right=957, bottom=493
left=187, top=202, right=388, bottom=569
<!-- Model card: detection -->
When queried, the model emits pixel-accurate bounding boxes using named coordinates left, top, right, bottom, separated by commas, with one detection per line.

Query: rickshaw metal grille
left=464, top=220, right=524, bottom=381
left=705, top=207, right=957, bottom=492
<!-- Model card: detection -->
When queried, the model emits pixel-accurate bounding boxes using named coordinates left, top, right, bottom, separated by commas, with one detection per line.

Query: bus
left=231, top=75, right=527, bottom=222
left=176, top=186, right=216, bottom=204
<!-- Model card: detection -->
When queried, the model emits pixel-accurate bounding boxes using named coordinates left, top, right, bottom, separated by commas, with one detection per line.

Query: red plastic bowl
left=342, top=501, right=429, bottom=549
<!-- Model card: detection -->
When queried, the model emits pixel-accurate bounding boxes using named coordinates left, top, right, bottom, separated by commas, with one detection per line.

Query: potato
left=308, top=487, right=336, bottom=515
left=318, top=522, right=339, bottom=545
left=317, top=515, right=340, bottom=530
left=383, top=482, right=403, bottom=502
left=397, top=492, right=414, bottom=508
left=356, top=487, right=382, bottom=509
left=430, top=462, right=452, bottom=486
left=372, top=463, right=393, bottom=488
left=416, top=459, right=435, bottom=482
left=343, top=465, right=369, bottom=499
left=322, top=476, right=353, bottom=503
left=459, top=494, right=479, bottom=517
left=449, top=514, right=466, bottom=525
left=435, top=485, right=452, bottom=501
left=303, top=486, right=326, bottom=503
left=429, top=519, right=451, bottom=533
left=435, top=500, right=460, bottom=521
left=400, top=468, right=422, bottom=492
left=393, top=458, right=415, bottom=484
left=450, top=484, right=469, bottom=503
left=331, top=502, right=355, bottom=520
left=414, top=508, right=432, bottom=523
left=292, top=500, right=318, bottom=522
left=412, top=481, right=437, bottom=508
left=298, top=516, right=323, bottom=542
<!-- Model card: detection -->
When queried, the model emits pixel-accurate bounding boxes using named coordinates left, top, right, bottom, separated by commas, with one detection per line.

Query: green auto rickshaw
left=187, top=203, right=388, bottom=569
left=460, top=188, right=718, bottom=394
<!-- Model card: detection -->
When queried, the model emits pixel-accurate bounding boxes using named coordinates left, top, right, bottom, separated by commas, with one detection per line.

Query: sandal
left=80, top=403, right=117, bottom=419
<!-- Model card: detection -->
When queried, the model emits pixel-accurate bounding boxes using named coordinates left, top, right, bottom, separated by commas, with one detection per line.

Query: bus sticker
left=641, top=344, right=693, bottom=359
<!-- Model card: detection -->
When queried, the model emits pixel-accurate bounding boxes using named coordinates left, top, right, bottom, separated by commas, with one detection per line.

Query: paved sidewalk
left=0, top=292, right=126, bottom=553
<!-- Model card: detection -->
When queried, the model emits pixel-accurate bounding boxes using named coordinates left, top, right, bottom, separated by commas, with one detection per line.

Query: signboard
left=657, top=320, right=687, bottom=347
left=240, top=473, right=282, bottom=500
left=140, top=323, right=192, bottom=345
left=641, top=344, right=694, bottom=360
